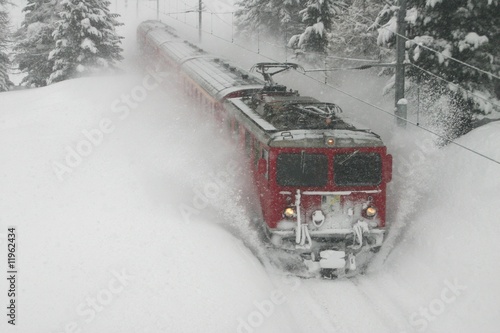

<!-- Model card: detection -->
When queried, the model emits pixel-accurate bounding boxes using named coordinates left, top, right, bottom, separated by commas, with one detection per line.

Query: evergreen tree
left=14, top=0, right=61, bottom=87
left=328, top=0, right=385, bottom=59
left=235, top=0, right=305, bottom=41
left=48, top=0, right=123, bottom=84
left=0, top=0, right=12, bottom=92
left=374, top=0, right=500, bottom=119
left=288, top=0, right=347, bottom=54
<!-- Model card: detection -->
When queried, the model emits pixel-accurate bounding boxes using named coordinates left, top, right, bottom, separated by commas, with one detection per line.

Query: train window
left=276, top=153, right=328, bottom=187
left=262, top=149, right=269, bottom=179
left=226, top=117, right=232, bottom=134
left=245, top=131, right=252, bottom=157
left=254, top=139, right=260, bottom=167
left=232, top=121, right=239, bottom=141
left=334, top=152, right=382, bottom=186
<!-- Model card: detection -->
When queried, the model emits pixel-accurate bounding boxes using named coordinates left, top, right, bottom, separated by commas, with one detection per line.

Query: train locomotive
left=137, top=20, right=393, bottom=277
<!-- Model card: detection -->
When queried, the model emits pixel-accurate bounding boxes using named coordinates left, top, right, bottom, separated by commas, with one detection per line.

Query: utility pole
left=395, top=0, right=407, bottom=127
left=157, top=0, right=159, bottom=20
left=198, top=0, right=203, bottom=43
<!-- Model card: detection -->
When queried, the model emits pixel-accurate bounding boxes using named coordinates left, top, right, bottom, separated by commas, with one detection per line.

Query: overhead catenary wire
left=305, top=63, right=396, bottom=72
left=140, top=1, right=500, bottom=167
left=143, top=1, right=266, bottom=56
left=147, top=3, right=383, bottom=65
left=326, top=55, right=381, bottom=63
left=409, top=62, right=500, bottom=110
left=318, top=13, right=500, bottom=111
left=251, top=13, right=500, bottom=108
left=158, top=3, right=500, bottom=96
left=342, top=13, right=500, bottom=81
left=308, top=59, right=500, bottom=111
left=298, top=71, right=500, bottom=166
left=153, top=2, right=500, bottom=81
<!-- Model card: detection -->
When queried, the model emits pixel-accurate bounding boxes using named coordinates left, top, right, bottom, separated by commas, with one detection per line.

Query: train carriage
left=137, top=20, right=393, bottom=277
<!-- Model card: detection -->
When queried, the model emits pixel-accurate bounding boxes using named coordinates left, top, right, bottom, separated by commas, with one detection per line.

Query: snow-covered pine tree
left=328, top=0, right=385, bottom=59
left=288, top=0, right=346, bottom=54
left=235, top=0, right=305, bottom=41
left=48, top=0, right=123, bottom=84
left=14, top=0, right=61, bottom=87
left=0, top=0, right=12, bottom=92
left=374, top=0, right=500, bottom=120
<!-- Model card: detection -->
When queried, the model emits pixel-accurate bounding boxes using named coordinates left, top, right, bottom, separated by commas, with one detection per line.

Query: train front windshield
left=277, top=153, right=328, bottom=187
left=334, top=152, right=382, bottom=186
left=276, top=152, right=382, bottom=188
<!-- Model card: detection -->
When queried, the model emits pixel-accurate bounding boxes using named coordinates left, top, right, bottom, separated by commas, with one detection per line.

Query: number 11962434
left=7, top=228, right=16, bottom=271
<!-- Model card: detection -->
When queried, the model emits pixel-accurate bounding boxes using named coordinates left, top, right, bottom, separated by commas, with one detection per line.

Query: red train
left=137, top=21, right=393, bottom=277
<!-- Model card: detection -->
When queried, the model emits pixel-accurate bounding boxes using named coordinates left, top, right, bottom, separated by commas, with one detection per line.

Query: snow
left=0, top=74, right=295, bottom=333
left=313, top=21, right=324, bottom=36
left=81, top=18, right=102, bottom=38
left=405, top=7, right=418, bottom=25
left=1, top=1, right=500, bottom=333
left=426, top=0, right=444, bottom=7
left=26, top=22, right=47, bottom=38
left=438, top=47, right=451, bottom=65
left=377, top=16, right=397, bottom=46
left=372, top=123, right=500, bottom=333
left=458, top=32, right=489, bottom=52
left=81, top=37, right=97, bottom=53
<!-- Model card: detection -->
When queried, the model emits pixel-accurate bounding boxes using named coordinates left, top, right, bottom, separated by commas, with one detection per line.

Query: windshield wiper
left=338, top=150, right=359, bottom=165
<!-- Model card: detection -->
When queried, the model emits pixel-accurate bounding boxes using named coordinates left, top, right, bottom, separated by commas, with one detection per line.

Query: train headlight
left=365, top=206, right=377, bottom=218
left=283, top=207, right=296, bottom=219
left=325, top=137, right=335, bottom=146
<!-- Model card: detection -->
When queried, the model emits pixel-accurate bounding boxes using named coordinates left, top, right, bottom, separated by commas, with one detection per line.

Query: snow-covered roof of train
left=268, top=129, right=384, bottom=148
left=227, top=97, right=383, bottom=148
left=181, top=58, right=263, bottom=100
left=138, top=21, right=383, bottom=149
left=138, top=20, right=265, bottom=100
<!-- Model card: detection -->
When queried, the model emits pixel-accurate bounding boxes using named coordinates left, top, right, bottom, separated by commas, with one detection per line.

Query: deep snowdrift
left=377, top=122, right=500, bottom=333
left=0, top=75, right=295, bottom=333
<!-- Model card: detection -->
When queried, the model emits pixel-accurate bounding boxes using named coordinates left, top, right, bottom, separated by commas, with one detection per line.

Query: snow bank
left=371, top=122, right=500, bottom=333
left=0, top=75, right=294, bottom=333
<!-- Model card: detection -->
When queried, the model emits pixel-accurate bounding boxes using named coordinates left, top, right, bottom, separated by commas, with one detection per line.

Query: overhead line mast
left=198, top=0, right=202, bottom=42
left=395, top=0, right=408, bottom=128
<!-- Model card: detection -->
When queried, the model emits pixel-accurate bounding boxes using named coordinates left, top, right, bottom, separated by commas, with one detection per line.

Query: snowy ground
left=1, top=1, right=500, bottom=333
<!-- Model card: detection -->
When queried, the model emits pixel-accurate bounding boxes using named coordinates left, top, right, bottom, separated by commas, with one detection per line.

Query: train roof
left=227, top=97, right=384, bottom=148
left=182, top=58, right=264, bottom=100
left=138, top=21, right=385, bottom=149
left=138, top=21, right=265, bottom=100
left=244, top=93, right=355, bottom=131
